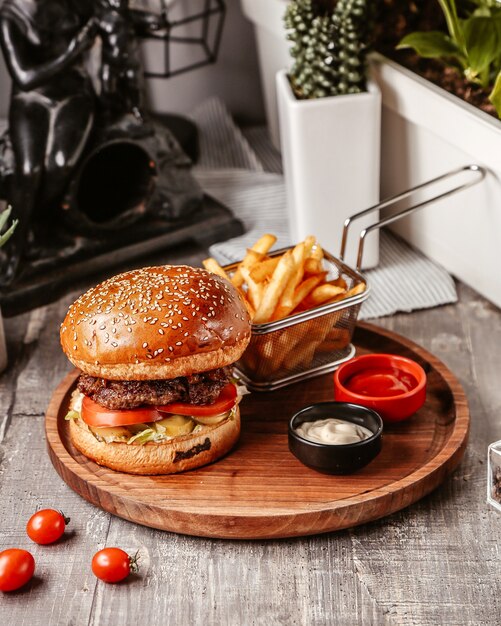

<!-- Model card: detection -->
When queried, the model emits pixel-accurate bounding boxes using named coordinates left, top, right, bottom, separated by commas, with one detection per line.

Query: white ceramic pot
left=240, top=0, right=290, bottom=148
left=276, top=69, right=381, bottom=268
left=372, top=53, right=501, bottom=308
left=0, top=309, right=7, bottom=373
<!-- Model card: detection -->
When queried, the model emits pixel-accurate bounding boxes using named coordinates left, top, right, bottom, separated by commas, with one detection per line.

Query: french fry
left=289, top=273, right=327, bottom=311
left=305, top=283, right=346, bottom=307
left=241, top=331, right=288, bottom=379
left=202, top=257, right=230, bottom=280
left=240, top=267, right=265, bottom=311
left=270, top=323, right=312, bottom=372
left=237, top=289, right=255, bottom=319
left=316, top=328, right=351, bottom=352
left=271, top=242, right=306, bottom=320
left=244, top=248, right=267, bottom=264
left=329, top=276, right=348, bottom=290
left=304, top=257, right=323, bottom=276
left=271, top=304, right=293, bottom=323
left=309, top=242, right=324, bottom=262
left=249, top=256, right=280, bottom=282
left=284, top=317, right=328, bottom=371
left=253, top=250, right=295, bottom=323
left=302, top=239, right=324, bottom=276
left=203, top=257, right=256, bottom=320
left=325, top=282, right=366, bottom=304
left=290, top=241, right=307, bottom=284
left=303, top=235, right=316, bottom=256
left=231, top=234, right=277, bottom=288
left=343, top=282, right=366, bottom=298
left=273, top=273, right=325, bottom=320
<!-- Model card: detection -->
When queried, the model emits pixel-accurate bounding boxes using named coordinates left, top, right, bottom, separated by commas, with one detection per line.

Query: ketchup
left=344, top=367, right=418, bottom=398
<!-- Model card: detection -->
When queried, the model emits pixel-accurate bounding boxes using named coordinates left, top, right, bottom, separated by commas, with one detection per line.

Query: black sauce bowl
left=288, top=402, right=383, bottom=475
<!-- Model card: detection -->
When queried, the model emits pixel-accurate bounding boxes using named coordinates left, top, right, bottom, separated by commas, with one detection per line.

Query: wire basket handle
left=339, top=164, right=486, bottom=270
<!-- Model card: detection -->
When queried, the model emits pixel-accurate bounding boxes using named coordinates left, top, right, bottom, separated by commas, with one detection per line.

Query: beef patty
left=77, top=367, right=231, bottom=410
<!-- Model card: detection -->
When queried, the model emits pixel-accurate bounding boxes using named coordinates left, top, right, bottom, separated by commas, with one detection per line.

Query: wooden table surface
left=1, top=242, right=500, bottom=626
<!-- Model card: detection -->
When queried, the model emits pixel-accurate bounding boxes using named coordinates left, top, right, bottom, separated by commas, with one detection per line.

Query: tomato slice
left=156, top=383, right=237, bottom=417
left=80, top=383, right=238, bottom=427
left=81, top=397, right=163, bottom=428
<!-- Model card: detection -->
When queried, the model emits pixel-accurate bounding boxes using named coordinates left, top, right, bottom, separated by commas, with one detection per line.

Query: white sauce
left=295, top=418, right=373, bottom=445
left=70, top=389, right=84, bottom=413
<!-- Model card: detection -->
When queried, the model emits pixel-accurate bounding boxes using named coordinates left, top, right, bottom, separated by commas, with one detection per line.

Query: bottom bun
left=69, top=407, right=241, bottom=475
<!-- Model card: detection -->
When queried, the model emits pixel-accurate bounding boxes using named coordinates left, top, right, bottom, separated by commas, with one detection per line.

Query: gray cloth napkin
left=191, top=98, right=457, bottom=320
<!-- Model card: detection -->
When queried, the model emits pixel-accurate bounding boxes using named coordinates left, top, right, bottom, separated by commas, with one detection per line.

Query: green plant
left=284, top=0, right=372, bottom=99
left=397, top=0, right=501, bottom=116
left=0, top=206, right=17, bottom=248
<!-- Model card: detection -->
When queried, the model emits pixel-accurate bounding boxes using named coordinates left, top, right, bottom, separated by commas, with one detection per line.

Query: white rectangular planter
left=276, top=70, right=381, bottom=268
left=372, top=54, right=501, bottom=308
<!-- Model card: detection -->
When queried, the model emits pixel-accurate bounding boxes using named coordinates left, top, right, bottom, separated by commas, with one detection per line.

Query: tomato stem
left=60, top=510, right=71, bottom=526
left=129, top=550, right=140, bottom=574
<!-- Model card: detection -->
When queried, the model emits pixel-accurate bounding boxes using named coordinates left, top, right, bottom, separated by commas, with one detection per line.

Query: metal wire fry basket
left=227, top=164, right=485, bottom=392
left=226, top=249, right=368, bottom=391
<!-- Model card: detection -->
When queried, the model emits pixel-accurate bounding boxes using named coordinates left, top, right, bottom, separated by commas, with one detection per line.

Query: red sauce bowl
left=333, top=354, right=427, bottom=423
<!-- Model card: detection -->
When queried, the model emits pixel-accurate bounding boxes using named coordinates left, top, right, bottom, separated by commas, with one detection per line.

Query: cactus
left=285, top=0, right=372, bottom=99
left=331, top=0, right=372, bottom=95
left=0, top=207, right=17, bottom=248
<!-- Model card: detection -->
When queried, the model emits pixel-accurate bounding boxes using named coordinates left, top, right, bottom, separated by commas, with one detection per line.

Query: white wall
left=0, top=1, right=265, bottom=123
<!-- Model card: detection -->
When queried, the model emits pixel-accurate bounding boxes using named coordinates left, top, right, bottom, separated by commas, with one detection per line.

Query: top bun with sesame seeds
left=60, top=265, right=252, bottom=381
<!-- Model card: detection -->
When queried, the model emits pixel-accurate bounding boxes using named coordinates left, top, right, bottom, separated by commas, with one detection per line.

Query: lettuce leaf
left=127, top=428, right=157, bottom=445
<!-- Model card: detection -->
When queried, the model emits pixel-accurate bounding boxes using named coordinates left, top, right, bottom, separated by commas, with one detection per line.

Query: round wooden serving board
left=46, top=322, right=469, bottom=540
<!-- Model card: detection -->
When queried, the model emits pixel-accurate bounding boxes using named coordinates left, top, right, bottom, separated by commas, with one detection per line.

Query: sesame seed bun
left=60, top=265, right=251, bottom=380
left=69, top=406, right=241, bottom=475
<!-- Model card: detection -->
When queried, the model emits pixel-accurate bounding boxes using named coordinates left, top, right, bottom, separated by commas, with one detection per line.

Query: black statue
left=96, top=0, right=163, bottom=123
left=0, top=0, right=209, bottom=289
left=0, top=0, right=97, bottom=283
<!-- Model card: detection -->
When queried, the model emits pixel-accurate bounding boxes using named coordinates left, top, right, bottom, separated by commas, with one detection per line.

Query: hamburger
left=60, top=265, right=251, bottom=475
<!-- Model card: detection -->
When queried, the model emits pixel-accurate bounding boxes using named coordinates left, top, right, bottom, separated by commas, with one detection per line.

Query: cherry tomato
left=81, top=397, right=163, bottom=428
left=156, top=383, right=237, bottom=417
left=92, top=548, right=139, bottom=583
left=26, top=509, right=70, bottom=545
left=0, top=549, right=35, bottom=592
